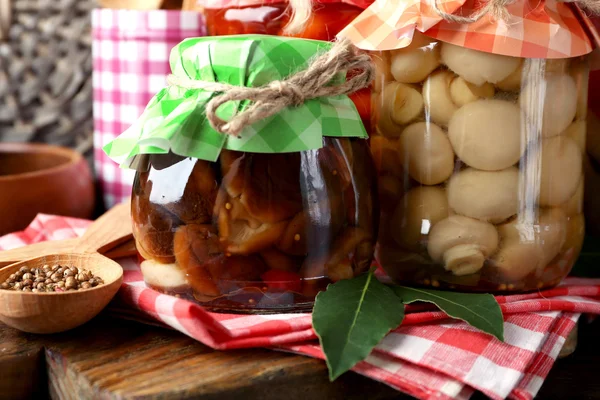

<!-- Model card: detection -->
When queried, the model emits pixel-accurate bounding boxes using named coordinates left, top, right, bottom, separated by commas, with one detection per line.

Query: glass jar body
left=132, top=138, right=378, bottom=312
left=371, top=35, right=588, bottom=293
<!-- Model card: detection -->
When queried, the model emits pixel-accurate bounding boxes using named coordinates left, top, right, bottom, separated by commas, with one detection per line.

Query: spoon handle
left=72, top=202, right=133, bottom=254
left=0, top=238, right=80, bottom=268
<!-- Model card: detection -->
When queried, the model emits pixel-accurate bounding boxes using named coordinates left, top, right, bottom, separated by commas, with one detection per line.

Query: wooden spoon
left=0, top=205, right=137, bottom=268
left=0, top=203, right=133, bottom=334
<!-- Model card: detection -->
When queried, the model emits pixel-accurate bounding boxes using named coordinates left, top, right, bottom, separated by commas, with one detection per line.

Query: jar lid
left=103, top=35, right=369, bottom=167
left=339, top=0, right=596, bottom=58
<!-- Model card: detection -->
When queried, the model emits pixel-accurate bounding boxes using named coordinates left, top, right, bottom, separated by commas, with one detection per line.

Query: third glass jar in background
left=371, top=33, right=588, bottom=292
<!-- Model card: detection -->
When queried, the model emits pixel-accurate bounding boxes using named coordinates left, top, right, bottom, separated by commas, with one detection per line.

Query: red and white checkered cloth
left=2, top=214, right=600, bottom=400
left=92, top=9, right=206, bottom=209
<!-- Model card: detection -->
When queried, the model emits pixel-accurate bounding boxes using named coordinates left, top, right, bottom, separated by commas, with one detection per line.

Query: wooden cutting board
left=1, top=314, right=599, bottom=400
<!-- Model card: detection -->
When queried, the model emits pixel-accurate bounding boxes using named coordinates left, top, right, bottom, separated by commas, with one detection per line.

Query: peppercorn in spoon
left=0, top=202, right=131, bottom=334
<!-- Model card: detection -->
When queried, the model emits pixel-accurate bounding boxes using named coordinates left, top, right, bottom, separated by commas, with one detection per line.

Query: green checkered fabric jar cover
left=103, top=35, right=368, bottom=167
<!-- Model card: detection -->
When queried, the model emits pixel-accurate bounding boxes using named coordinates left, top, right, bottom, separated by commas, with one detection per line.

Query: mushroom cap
left=162, top=159, right=218, bottom=225
left=497, top=208, right=567, bottom=268
left=441, top=42, right=521, bottom=85
left=489, top=241, right=545, bottom=282
left=390, top=43, right=440, bottom=84
left=219, top=210, right=288, bottom=255
left=390, top=186, right=449, bottom=251
left=382, top=81, right=424, bottom=126
left=520, top=74, right=578, bottom=137
left=449, top=77, right=495, bottom=107
left=427, top=215, right=499, bottom=262
left=423, top=70, right=458, bottom=126
left=496, top=61, right=523, bottom=92
left=448, top=99, right=523, bottom=171
left=132, top=174, right=178, bottom=264
left=397, top=122, right=455, bottom=185
left=300, top=227, right=373, bottom=282
left=372, top=52, right=392, bottom=93
left=173, top=224, right=221, bottom=296
left=140, top=260, right=189, bottom=290
left=447, top=167, right=519, bottom=223
left=221, top=152, right=304, bottom=224
left=538, top=136, right=582, bottom=206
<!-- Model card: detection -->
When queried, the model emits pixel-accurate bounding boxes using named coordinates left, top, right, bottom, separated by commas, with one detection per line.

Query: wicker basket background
left=0, top=0, right=97, bottom=158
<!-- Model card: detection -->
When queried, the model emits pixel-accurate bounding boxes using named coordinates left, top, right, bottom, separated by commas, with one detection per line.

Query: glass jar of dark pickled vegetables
left=104, top=35, right=377, bottom=312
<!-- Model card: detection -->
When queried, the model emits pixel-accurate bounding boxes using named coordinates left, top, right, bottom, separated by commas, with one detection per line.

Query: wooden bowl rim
left=0, top=253, right=124, bottom=297
left=0, top=143, right=84, bottom=182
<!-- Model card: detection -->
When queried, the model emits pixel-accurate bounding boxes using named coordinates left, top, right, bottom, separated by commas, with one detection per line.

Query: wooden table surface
left=1, top=312, right=599, bottom=400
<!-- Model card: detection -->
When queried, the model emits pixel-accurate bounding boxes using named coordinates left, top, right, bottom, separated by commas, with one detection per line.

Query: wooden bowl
left=0, top=143, right=95, bottom=236
left=0, top=253, right=123, bottom=334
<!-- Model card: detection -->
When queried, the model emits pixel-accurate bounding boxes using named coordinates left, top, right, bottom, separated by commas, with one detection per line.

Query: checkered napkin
left=339, top=0, right=594, bottom=58
left=92, top=9, right=206, bottom=209
left=2, top=215, right=600, bottom=400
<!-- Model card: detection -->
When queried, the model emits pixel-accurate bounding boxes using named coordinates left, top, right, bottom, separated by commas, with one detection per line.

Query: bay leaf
left=313, top=270, right=405, bottom=381
left=392, top=286, right=504, bottom=341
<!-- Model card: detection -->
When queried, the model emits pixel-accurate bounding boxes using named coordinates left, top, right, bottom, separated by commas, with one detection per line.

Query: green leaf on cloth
left=392, top=286, right=504, bottom=341
left=312, top=270, right=405, bottom=381
left=103, top=35, right=367, bottom=167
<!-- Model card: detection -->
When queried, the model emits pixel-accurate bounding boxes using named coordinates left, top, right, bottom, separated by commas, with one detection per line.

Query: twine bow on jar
left=432, top=0, right=600, bottom=23
left=166, top=38, right=374, bottom=137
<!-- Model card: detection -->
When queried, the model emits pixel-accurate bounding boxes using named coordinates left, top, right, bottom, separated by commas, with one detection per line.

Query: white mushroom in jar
left=440, top=42, right=521, bottom=86
left=140, top=260, right=189, bottom=291
left=447, top=167, right=519, bottom=223
left=427, top=215, right=499, bottom=276
left=520, top=74, right=578, bottom=137
left=497, top=208, right=567, bottom=268
left=489, top=242, right=545, bottom=282
left=382, top=81, right=424, bottom=126
left=423, top=71, right=458, bottom=126
left=390, top=42, right=440, bottom=84
left=496, top=61, right=524, bottom=92
left=397, top=122, right=455, bottom=185
left=449, top=77, right=495, bottom=107
left=538, top=136, right=582, bottom=206
left=448, top=99, right=523, bottom=171
left=390, top=186, right=449, bottom=251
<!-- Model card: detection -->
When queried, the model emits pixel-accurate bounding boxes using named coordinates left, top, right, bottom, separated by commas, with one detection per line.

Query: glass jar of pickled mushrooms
left=371, top=33, right=589, bottom=292
left=104, top=35, right=377, bottom=312
left=132, top=139, right=376, bottom=311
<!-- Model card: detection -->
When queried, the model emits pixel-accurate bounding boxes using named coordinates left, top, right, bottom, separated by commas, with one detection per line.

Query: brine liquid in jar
left=371, top=33, right=588, bottom=292
left=132, top=138, right=378, bottom=312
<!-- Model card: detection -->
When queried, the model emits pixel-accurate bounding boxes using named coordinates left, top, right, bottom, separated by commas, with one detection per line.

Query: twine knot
left=167, top=38, right=373, bottom=137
